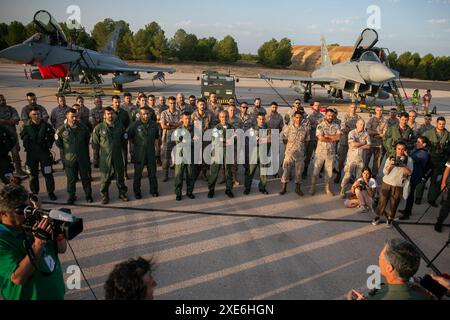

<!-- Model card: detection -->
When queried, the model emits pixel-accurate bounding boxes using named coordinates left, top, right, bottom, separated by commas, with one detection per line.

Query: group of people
left=0, top=92, right=449, bottom=231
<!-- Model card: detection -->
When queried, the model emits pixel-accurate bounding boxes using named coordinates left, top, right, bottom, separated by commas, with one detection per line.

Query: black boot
left=279, top=183, right=287, bottom=195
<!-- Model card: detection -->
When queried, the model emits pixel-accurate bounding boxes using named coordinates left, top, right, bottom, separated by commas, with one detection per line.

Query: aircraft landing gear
left=113, top=82, right=123, bottom=92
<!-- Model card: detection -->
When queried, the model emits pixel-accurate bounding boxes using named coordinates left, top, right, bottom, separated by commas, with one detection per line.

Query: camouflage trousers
left=364, top=147, right=383, bottom=178
left=281, top=155, right=305, bottom=184
left=161, top=141, right=175, bottom=171
left=312, top=154, right=334, bottom=184
left=341, top=160, right=364, bottom=192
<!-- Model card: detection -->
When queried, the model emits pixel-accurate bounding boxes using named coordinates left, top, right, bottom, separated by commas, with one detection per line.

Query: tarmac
left=0, top=62, right=449, bottom=300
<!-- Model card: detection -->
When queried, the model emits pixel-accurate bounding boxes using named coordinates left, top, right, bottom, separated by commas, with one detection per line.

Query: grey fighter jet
left=258, top=29, right=398, bottom=103
left=0, top=10, right=175, bottom=93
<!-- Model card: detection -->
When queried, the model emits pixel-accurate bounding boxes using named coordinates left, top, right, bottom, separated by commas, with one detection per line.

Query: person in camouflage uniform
left=280, top=111, right=309, bottom=196
left=176, top=93, right=195, bottom=114
left=127, top=107, right=160, bottom=200
left=173, top=112, right=197, bottom=201
left=150, top=95, right=167, bottom=167
left=0, top=124, right=16, bottom=184
left=244, top=113, right=272, bottom=195
left=208, top=110, right=235, bottom=199
left=408, top=110, right=420, bottom=139
left=0, top=94, right=26, bottom=177
left=310, top=109, right=341, bottom=196
left=266, top=102, right=284, bottom=131
left=55, top=108, right=92, bottom=204
left=386, top=108, right=399, bottom=128
left=335, top=104, right=361, bottom=183
left=122, top=92, right=138, bottom=163
left=191, top=98, right=214, bottom=181
left=21, top=92, right=49, bottom=123
left=340, top=119, right=371, bottom=197
left=160, top=96, right=181, bottom=182
left=225, top=103, right=242, bottom=186
left=365, top=105, right=387, bottom=177
left=383, top=112, right=414, bottom=158
left=249, top=98, right=267, bottom=121
left=92, top=107, right=129, bottom=204
left=20, top=107, right=56, bottom=200
left=89, top=95, right=104, bottom=168
left=284, top=99, right=303, bottom=126
left=207, top=93, right=223, bottom=125
left=415, top=117, right=450, bottom=206
left=303, top=101, right=324, bottom=179
left=417, top=114, right=435, bottom=136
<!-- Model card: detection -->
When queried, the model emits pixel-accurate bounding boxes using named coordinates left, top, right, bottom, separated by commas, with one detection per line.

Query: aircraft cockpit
left=33, top=10, right=68, bottom=46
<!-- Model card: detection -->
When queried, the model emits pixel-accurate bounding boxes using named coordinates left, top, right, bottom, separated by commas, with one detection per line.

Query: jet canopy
left=350, top=28, right=379, bottom=61
left=359, top=51, right=381, bottom=63
left=33, top=10, right=68, bottom=46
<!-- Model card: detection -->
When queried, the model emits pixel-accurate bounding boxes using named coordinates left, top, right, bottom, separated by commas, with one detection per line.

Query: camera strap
left=22, top=235, right=53, bottom=277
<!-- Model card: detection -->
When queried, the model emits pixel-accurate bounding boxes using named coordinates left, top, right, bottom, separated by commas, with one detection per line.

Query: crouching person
left=344, top=167, right=377, bottom=214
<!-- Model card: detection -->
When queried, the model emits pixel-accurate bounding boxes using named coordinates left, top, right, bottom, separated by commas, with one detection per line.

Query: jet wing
left=258, top=74, right=338, bottom=84
left=94, top=64, right=176, bottom=74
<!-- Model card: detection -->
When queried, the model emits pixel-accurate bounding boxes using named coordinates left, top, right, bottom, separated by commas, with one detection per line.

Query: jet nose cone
left=0, top=44, right=34, bottom=64
left=369, top=64, right=397, bottom=83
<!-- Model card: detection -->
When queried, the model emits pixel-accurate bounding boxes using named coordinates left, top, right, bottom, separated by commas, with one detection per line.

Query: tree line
left=1, top=19, right=448, bottom=80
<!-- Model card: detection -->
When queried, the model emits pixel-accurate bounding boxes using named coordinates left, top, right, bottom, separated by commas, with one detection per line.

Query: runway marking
left=251, top=259, right=362, bottom=300
left=154, top=225, right=378, bottom=296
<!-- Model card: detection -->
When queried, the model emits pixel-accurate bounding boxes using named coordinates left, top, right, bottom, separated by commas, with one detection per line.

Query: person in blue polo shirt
left=0, top=184, right=66, bottom=300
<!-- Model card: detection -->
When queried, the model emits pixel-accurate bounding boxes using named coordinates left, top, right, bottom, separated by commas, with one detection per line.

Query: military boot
left=325, top=183, right=335, bottom=196
left=279, top=183, right=287, bottom=195
left=295, top=183, right=304, bottom=196
left=310, top=177, right=316, bottom=196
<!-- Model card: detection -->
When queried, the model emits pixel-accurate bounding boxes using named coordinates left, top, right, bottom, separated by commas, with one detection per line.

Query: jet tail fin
left=100, top=24, right=123, bottom=55
left=320, top=35, right=332, bottom=68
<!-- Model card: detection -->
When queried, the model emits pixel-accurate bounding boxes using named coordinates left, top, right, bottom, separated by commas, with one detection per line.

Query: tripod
left=427, top=230, right=450, bottom=268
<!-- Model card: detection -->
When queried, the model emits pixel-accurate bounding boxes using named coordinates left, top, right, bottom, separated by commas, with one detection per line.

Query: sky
left=1, top=0, right=449, bottom=56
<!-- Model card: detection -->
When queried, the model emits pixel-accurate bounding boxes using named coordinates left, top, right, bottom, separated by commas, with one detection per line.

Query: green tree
left=258, top=38, right=292, bottom=67
left=0, top=23, right=8, bottom=50
left=431, top=56, right=450, bottom=81
left=6, top=21, right=26, bottom=46
left=387, top=51, right=398, bottom=69
left=133, top=22, right=169, bottom=61
left=414, top=54, right=435, bottom=80
left=195, top=37, right=217, bottom=61
left=92, top=19, right=133, bottom=59
left=59, top=23, right=97, bottom=50
left=169, top=29, right=198, bottom=61
left=212, top=35, right=239, bottom=63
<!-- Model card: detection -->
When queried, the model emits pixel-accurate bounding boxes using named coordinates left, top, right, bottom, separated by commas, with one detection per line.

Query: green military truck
left=197, top=71, right=239, bottom=105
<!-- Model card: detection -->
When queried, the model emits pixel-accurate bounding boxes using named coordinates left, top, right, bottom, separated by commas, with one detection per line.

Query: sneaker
left=371, top=217, right=381, bottom=226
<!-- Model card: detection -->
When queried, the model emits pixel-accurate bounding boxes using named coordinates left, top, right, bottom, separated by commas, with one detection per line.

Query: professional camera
left=358, top=180, right=367, bottom=191
left=391, top=156, right=407, bottom=167
left=16, top=206, right=83, bottom=241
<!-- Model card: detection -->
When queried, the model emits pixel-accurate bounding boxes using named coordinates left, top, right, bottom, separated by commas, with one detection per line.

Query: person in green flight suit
left=415, top=116, right=450, bottom=207
left=111, top=95, right=131, bottom=180
left=208, top=110, right=235, bottom=199
left=383, top=112, right=414, bottom=158
left=244, top=113, right=272, bottom=195
left=173, top=112, right=197, bottom=201
left=92, top=107, right=129, bottom=204
left=127, top=107, right=159, bottom=200
left=0, top=124, right=15, bottom=184
left=19, top=107, right=57, bottom=200
left=55, top=108, right=93, bottom=204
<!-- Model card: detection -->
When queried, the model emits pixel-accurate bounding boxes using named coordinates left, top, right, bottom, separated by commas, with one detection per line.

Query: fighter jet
left=258, top=29, right=398, bottom=103
left=0, top=10, right=176, bottom=93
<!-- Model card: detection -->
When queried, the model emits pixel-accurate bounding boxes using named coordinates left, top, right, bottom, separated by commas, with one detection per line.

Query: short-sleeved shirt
left=237, top=113, right=254, bottom=132
left=266, top=111, right=284, bottom=131
left=282, top=124, right=310, bottom=160
left=0, top=105, right=20, bottom=134
left=192, top=109, right=214, bottom=131
left=160, top=109, right=181, bottom=144
left=340, top=113, right=361, bottom=143
left=316, top=120, right=341, bottom=156
left=366, top=116, right=386, bottom=147
left=382, top=156, right=414, bottom=187
left=0, top=223, right=65, bottom=300
left=347, top=129, right=371, bottom=162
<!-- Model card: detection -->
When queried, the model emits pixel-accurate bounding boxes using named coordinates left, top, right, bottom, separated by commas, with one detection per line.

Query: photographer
left=0, top=184, right=66, bottom=300
left=398, top=136, right=430, bottom=221
left=372, top=141, right=413, bottom=226
left=344, top=167, right=377, bottom=214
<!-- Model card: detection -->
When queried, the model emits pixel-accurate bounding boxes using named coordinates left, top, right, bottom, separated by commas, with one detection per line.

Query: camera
left=16, top=206, right=83, bottom=241
left=391, top=156, right=407, bottom=167
left=358, top=180, right=367, bottom=191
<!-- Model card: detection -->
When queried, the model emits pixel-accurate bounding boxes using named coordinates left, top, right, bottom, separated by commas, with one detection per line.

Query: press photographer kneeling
left=344, top=167, right=377, bottom=214
left=0, top=184, right=67, bottom=300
